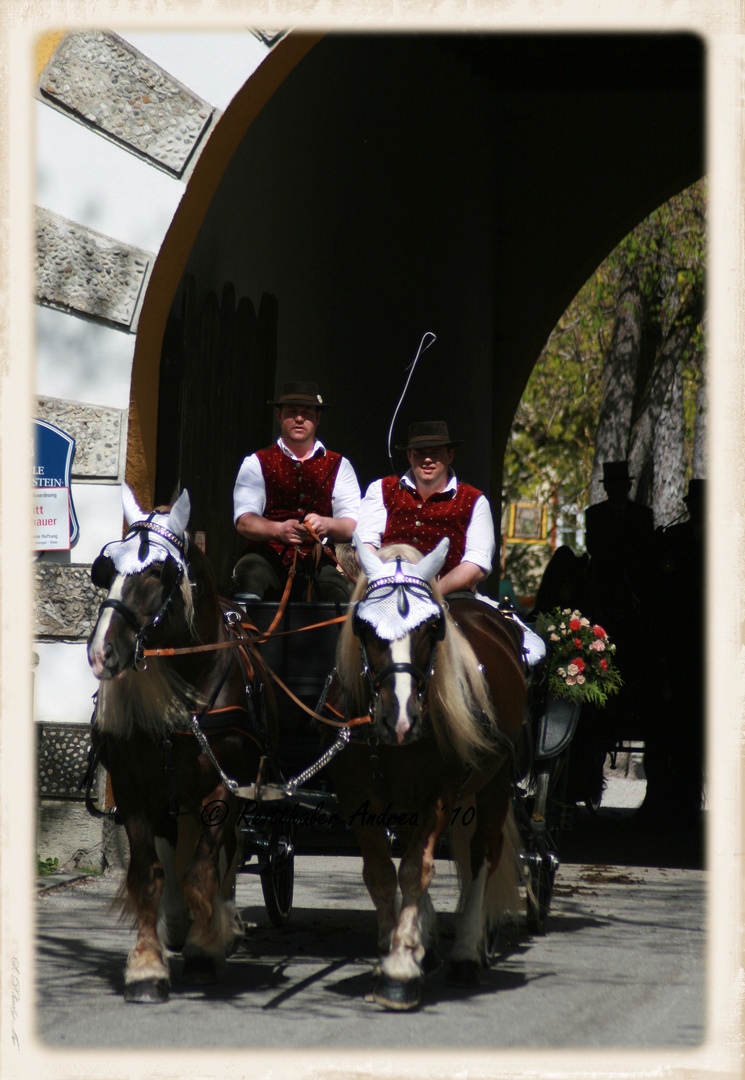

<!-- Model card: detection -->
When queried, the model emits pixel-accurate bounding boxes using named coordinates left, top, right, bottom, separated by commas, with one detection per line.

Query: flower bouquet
left=535, top=607, right=623, bottom=708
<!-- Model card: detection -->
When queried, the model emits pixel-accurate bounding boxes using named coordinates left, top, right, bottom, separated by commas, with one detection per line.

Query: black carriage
left=228, top=596, right=582, bottom=937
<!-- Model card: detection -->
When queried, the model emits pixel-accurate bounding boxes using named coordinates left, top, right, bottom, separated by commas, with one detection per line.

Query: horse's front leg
left=180, top=783, right=243, bottom=984
left=358, top=825, right=398, bottom=960
left=374, top=799, right=450, bottom=1011
left=122, top=816, right=171, bottom=1003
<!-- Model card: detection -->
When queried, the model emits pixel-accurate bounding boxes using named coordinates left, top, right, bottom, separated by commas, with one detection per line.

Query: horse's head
left=350, top=535, right=449, bottom=745
left=87, top=486, right=193, bottom=679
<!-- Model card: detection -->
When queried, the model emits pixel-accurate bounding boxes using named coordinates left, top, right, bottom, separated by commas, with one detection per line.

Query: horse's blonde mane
left=94, top=659, right=207, bottom=738
left=337, top=544, right=499, bottom=764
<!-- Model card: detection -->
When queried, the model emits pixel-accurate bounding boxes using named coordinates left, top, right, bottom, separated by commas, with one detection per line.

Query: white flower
left=547, top=624, right=556, bottom=632
left=589, top=640, right=606, bottom=652
left=557, top=667, right=567, bottom=677
left=567, top=663, right=579, bottom=676
left=580, top=617, right=590, bottom=627
left=550, top=633, right=560, bottom=642
left=576, top=675, right=585, bottom=685
left=566, top=676, right=576, bottom=685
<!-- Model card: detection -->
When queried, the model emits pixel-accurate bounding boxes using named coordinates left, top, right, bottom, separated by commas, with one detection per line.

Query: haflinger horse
left=324, top=534, right=527, bottom=1010
left=87, top=485, right=274, bottom=1003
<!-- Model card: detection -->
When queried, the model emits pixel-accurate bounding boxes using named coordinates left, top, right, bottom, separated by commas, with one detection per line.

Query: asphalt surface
left=34, top=776, right=707, bottom=1052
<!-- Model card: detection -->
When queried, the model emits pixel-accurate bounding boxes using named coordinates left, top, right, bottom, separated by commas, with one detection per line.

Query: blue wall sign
left=33, top=419, right=79, bottom=550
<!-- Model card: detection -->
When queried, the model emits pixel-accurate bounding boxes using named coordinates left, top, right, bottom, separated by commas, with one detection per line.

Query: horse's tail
left=481, top=801, right=524, bottom=934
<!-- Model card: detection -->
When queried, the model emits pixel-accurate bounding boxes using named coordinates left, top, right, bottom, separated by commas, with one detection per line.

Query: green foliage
left=503, top=179, right=706, bottom=598
left=37, top=855, right=59, bottom=876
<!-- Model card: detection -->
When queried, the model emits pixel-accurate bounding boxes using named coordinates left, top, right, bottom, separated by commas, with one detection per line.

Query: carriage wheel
left=260, top=824, right=295, bottom=927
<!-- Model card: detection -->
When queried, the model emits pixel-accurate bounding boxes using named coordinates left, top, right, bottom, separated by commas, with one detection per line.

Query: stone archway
left=128, top=31, right=703, bottom=587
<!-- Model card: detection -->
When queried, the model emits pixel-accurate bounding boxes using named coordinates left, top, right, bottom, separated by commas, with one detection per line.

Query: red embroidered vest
left=381, top=476, right=482, bottom=575
left=252, top=444, right=341, bottom=566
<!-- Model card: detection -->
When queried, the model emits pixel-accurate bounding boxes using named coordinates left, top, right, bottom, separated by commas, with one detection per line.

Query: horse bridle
left=92, top=520, right=189, bottom=671
left=354, top=573, right=446, bottom=709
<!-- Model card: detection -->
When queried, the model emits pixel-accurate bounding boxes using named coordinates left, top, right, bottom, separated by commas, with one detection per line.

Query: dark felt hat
left=602, top=460, right=634, bottom=484
left=396, top=420, right=464, bottom=451
left=684, top=478, right=705, bottom=503
left=268, top=380, right=330, bottom=410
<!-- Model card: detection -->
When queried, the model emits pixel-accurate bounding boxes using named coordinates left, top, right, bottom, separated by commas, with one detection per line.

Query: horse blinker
left=91, top=554, right=115, bottom=591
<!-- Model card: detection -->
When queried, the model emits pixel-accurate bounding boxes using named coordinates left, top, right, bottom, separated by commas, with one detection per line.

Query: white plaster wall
left=36, top=101, right=185, bottom=254
left=120, top=31, right=270, bottom=112
left=69, top=483, right=127, bottom=561
left=34, top=642, right=99, bottom=724
left=36, top=306, right=135, bottom=409
left=35, top=32, right=272, bottom=723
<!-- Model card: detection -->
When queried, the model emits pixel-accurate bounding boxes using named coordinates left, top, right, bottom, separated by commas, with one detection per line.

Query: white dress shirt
left=356, top=470, right=496, bottom=574
left=233, top=438, right=361, bottom=524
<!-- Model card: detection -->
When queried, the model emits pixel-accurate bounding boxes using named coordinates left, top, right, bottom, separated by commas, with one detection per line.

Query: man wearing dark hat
left=585, top=460, right=655, bottom=617
left=232, top=380, right=360, bottom=602
left=645, top=476, right=706, bottom=826
left=355, top=420, right=496, bottom=596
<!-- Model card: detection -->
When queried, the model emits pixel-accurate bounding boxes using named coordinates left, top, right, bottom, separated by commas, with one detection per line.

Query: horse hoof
left=446, top=958, right=482, bottom=987
left=124, top=978, right=170, bottom=1003
left=181, top=954, right=219, bottom=985
left=372, top=974, right=421, bottom=1011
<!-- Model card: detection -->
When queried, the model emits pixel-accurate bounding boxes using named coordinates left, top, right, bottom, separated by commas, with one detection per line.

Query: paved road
left=35, top=779, right=705, bottom=1052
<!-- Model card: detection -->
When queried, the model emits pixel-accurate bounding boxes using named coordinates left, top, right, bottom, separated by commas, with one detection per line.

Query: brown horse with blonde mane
left=87, top=486, right=275, bottom=1002
left=323, top=535, right=527, bottom=1010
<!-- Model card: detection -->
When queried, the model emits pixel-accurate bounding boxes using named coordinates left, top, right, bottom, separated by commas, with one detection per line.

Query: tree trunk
left=590, top=266, right=642, bottom=503
left=650, top=360, right=686, bottom=527
left=692, top=337, right=707, bottom=479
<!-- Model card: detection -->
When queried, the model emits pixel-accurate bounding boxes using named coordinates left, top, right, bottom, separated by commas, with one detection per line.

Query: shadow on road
left=557, top=805, right=704, bottom=870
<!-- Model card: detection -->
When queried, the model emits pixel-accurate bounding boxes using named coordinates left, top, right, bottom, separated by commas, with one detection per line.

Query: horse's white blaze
left=87, top=573, right=127, bottom=677
left=451, top=860, right=491, bottom=961
left=390, top=637, right=415, bottom=743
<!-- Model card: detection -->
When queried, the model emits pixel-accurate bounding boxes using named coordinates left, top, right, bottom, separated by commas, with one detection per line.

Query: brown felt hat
left=396, top=420, right=464, bottom=451
left=268, top=380, right=330, bottom=410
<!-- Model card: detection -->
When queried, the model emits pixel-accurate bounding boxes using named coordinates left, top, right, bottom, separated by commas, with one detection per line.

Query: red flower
left=600, top=658, right=608, bottom=671
left=574, top=638, right=583, bottom=649
left=592, top=624, right=607, bottom=639
left=569, top=618, right=581, bottom=631
left=574, top=657, right=586, bottom=673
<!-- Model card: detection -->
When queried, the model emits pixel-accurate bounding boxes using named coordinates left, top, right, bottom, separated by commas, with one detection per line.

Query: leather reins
left=132, top=537, right=370, bottom=730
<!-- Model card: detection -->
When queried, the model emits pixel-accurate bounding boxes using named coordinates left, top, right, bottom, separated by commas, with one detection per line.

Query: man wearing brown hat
left=355, top=420, right=496, bottom=595
left=232, top=380, right=360, bottom=602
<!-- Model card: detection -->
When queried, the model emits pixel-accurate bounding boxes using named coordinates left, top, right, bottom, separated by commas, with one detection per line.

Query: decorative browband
left=362, top=575, right=433, bottom=602
left=126, top=521, right=187, bottom=554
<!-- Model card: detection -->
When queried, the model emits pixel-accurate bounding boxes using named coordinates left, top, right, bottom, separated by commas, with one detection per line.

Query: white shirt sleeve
left=330, top=456, right=361, bottom=522
left=233, top=454, right=266, bottom=523
left=462, top=494, right=496, bottom=574
left=354, top=479, right=387, bottom=548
